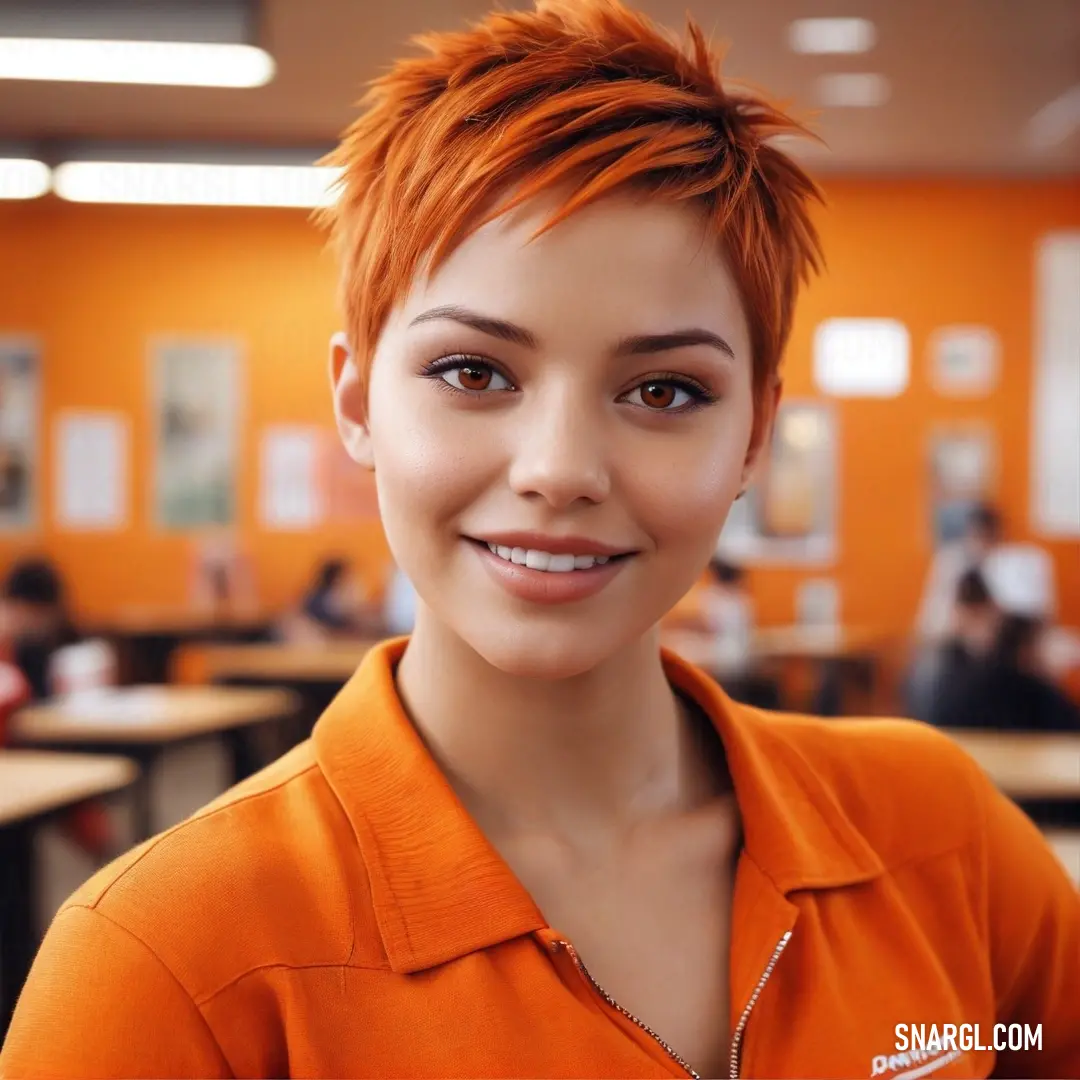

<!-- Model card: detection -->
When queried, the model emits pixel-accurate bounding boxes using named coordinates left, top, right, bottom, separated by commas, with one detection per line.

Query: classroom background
left=1, top=0, right=1078, bottom=1037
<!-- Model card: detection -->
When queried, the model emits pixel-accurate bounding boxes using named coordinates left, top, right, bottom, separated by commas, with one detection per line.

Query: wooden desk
left=0, top=751, right=138, bottom=1033
left=82, top=605, right=273, bottom=638
left=80, top=606, right=276, bottom=684
left=201, top=640, right=377, bottom=684
left=0, top=751, right=137, bottom=830
left=944, top=730, right=1080, bottom=801
left=10, top=686, right=299, bottom=840
left=1045, top=830, right=1080, bottom=887
left=751, top=625, right=892, bottom=662
left=663, top=625, right=892, bottom=715
left=663, top=625, right=891, bottom=668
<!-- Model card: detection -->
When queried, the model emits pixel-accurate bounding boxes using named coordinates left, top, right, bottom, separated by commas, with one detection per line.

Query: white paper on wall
left=1031, top=232, right=1080, bottom=537
left=55, top=411, right=128, bottom=529
left=259, top=425, right=322, bottom=529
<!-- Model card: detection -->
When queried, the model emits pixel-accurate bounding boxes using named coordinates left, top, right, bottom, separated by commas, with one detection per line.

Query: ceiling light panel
left=0, top=0, right=273, bottom=88
left=816, top=72, right=890, bottom=108
left=789, top=18, right=876, bottom=55
left=0, top=158, right=50, bottom=200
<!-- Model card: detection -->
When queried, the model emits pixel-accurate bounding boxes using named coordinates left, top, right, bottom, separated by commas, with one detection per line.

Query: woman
left=4, top=2, right=1076, bottom=1076
left=277, top=557, right=377, bottom=642
left=930, top=610, right=1080, bottom=733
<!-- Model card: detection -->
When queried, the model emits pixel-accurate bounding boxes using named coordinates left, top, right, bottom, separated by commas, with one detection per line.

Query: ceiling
left=1, top=0, right=1078, bottom=175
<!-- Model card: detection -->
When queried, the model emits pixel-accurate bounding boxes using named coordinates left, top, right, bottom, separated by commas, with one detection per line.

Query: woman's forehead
left=390, top=191, right=749, bottom=352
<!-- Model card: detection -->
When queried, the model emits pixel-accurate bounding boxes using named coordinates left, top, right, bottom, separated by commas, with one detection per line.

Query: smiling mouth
left=470, top=539, right=632, bottom=574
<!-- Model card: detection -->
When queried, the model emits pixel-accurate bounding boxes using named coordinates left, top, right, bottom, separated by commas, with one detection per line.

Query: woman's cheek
left=632, top=434, right=746, bottom=539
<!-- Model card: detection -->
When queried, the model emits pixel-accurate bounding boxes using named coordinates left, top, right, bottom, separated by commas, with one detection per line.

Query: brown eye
left=638, top=381, right=678, bottom=409
left=457, top=366, right=492, bottom=391
left=438, top=363, right=512, bottom=393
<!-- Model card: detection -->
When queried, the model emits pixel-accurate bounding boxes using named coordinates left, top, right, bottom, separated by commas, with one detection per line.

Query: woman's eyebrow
left=408, top=305, right=538, bottom=349
left=408, top=305, right=735, bottom=360
left=615, top=329, right=735, bottom=361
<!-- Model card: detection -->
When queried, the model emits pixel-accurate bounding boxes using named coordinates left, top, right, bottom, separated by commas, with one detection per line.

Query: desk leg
left=128, top=750, right=161, bottom=844
left=223, top=726, right=262, bottom=787
left=0, top=823, right=37, bottom=1037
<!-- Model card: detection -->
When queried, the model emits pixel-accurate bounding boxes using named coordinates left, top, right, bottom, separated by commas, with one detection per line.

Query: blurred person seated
left=278, top=558, right=379, bottom=643
left=907, top=503, right=1058, bottom=718
left=0, top=557, right=116, bottom=862
left=916, top=502, right=1003, bottom=644
left=929, top=551, right=1077, bottom=732
left=920, top=568, right=1000, bottom=706
left=701, top=557, right=752, bottom=666
left=701, top=558, right=781, bottom=710
left=929, top=613, right=1080, bottom=732
left=0, top=557, right=79, bottom=699
left=383, top=562, right=418, bottom=636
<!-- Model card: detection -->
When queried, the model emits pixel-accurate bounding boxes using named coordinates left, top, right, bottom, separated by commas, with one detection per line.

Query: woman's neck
left=394, top=609, right=730, bottom=853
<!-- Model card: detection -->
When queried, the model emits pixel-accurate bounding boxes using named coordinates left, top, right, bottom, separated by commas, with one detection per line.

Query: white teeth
left=524, top=549, right=550, bottom=571
left=483, top=543, right=617, bottom=573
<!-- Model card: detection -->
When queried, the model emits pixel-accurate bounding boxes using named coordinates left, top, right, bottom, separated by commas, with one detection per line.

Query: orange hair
left=316, top=0, right=824, bottom=407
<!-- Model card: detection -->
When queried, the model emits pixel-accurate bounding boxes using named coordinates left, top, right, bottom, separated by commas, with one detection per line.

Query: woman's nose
left=506, top=387, right=611, bottom=510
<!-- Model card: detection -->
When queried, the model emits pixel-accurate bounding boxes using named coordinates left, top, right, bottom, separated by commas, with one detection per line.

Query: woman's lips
left=468, top=538, right=631, bottom=605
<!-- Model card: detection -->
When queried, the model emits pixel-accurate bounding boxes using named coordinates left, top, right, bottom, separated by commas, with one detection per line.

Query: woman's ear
left=329, top=331, right=374, bottom=470
left=740, top=377, right=782, bottom=492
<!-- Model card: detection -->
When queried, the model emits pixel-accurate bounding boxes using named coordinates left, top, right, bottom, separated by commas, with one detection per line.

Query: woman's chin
left=462, top=626, right=640, bottom=682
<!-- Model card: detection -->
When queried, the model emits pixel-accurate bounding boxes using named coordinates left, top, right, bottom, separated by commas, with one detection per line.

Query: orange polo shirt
left=3, top=639, right=1078, bottom=1079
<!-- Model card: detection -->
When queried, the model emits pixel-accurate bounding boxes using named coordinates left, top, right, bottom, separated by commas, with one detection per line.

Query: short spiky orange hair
left=317, top=0, right=824, bottom=405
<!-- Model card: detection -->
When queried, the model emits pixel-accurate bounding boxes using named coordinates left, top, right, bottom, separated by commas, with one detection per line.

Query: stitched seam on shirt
left=88, top=762, right=322, bottom=910
left=752, top=835, right=974, bottom=897
left=63, top=905, right=234, bottom=1076
left=195, top=960, right=390, bottom=1008
left=347, top=793, right=418, bottom=963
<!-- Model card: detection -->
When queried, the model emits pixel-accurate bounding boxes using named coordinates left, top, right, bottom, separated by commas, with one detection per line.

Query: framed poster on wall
left=151, top=338, right=241, bottom=530
left=927, top=424, right=997, bottom=547
left=0, top=337, right=39, bottom=531
left=718, top=400, right=837, bottom=564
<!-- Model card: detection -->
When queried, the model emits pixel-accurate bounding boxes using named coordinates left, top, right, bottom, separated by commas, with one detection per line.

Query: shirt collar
left=313, top=638, right=883, bottom=973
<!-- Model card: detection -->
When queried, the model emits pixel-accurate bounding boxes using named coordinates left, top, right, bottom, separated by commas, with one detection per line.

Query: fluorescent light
left=0, top=157, right=50, bottom=199
left=1028, top=84, right=1080, bottom=149
left=52, top=161, right=342, bottom=208
left=789, top=18, right=876, bottom=55
left=0, top=38, right=273, bottom=87
left=816, top=73, right=890, bottom=108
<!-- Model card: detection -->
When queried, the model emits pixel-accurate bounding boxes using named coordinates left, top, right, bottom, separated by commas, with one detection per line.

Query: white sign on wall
left=814, top=318, right=910, bottom=398
left=929, top=325, right=1000, bottom=397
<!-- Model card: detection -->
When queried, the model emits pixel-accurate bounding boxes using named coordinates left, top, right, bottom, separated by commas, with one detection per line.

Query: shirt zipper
left=549, top=930, right=791, bottom=1080
left=727, top=930, right=792, bottom=1079
left=550, top=938, right=701, bottom=1079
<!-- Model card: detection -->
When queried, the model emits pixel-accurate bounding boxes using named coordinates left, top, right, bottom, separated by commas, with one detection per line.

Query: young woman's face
left=333, top=189, right=769, bottom=678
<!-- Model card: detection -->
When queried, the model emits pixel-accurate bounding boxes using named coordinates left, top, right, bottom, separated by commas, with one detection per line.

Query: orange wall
left=0, top=179, right=1077, bottom=629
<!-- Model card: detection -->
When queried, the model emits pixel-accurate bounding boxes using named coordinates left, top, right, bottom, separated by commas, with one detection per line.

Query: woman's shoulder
left=752, top=709, right=995, bottom=864
left=56, top=742, right=382, bottom=1002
